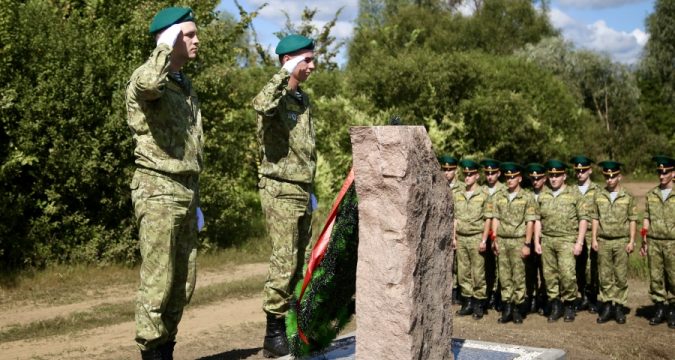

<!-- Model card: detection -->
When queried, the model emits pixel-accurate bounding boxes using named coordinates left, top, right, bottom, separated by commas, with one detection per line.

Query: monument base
left=279, top=333, right=566, bottom=360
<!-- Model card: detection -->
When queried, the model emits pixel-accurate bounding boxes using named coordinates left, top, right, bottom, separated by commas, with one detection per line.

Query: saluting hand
left=157, top=24, right=183, bottom=47
left=282, top=55, right=306, bottom=74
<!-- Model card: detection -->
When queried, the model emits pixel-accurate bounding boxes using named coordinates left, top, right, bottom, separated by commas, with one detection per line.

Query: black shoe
left=563, top=302, right=576, bottom=322
left=615, top=304, right=626, bottom=324
left=512, top=303, right=524, bottom=324
left=263, top=314, right=289, bottom=358
left=596, top=302, right=614, bottom=324
left=650, top=302, right=667, bottom=325
left=472, top=299, right=485, bottom=320
left=668, top=304, right=675, bottom=329
left=140, top=348, right=162, bottom=360
left=452, top=287, right=461, bottom=305
left=498, top=302, right=512, bottom=324
left=548, top=300, right=563, bottom=323
left=456, top=297, right=474, bottom=316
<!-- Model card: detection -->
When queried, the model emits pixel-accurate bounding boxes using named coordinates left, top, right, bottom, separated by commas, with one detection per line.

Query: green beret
left=569, top=155, right=593, bottom=170
left=545, top=159, right=567, bottom=174
left=480, top=158, right=501, bottom=172
left=275, top=34, right=315, bottom=55
left=149, top=7, right=195, bottom=34
left=500, top=162, right=523, bottom=177
left=525, top=163, right=546, bottom=177
left=652, top=155, right=674, bottom=173
left=460, top=159, right=480, bottom=173
left=598, top=160, right=623, bottom=177
left=438, top=155, right=458, bottom=170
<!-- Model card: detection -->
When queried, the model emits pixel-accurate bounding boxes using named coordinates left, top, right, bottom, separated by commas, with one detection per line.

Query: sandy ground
left=1, top=182, right=671, bottom=359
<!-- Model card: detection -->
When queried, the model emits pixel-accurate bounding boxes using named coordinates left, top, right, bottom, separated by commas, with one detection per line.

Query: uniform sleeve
left=127, top=44, right=173, bottom=101
left=524, top=194, right=540, bottom=222
left=576, top=194, right=592, bottom=222
left=589, top=193, right=599, bottom=220
left=483, top=194, right=495, bottom=219
left=627, top=193, right=639, bottom=221
left=644, top=192, right=651, bottom=220
left=252, top=68, right=292, bottom=116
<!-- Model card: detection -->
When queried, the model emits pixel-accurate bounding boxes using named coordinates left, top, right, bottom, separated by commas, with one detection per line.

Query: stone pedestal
left=350, top=126, right=454, bottom=360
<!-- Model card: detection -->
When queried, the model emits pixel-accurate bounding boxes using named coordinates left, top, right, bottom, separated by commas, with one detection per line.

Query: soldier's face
left=464, top=171, right=479, bottom=186
left=485, top=171, right=500, bottom=186
left=531, top=176, right=546, bottom=191
left=547, top=173, right=566, bottom=190
left=604, top=174, right=621, bottom=191
left=174, top=22, right=199, bottom=60
left=444, top=169, right=456, bottom=182
left=575, top=168, right=591, bottom=183
left=505, top=175, right=521, bottom=191
left=658, top=170, right=673, bottom=186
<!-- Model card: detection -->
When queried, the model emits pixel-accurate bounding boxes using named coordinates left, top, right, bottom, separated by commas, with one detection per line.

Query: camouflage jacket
left=592, top=188, right=638, bottom=239
left=253, top=69, right=316, bottom=184
left=571, top=182, right=601, bottom=232
left=539, top=185, right=592, bottom=238
left=454, top=185, right=490, bottom=236
left=490, top=189, right=540, bottom=239
left=645, top=186, right=675, bottom=240
left=126, top=44, right=203, bottom=176
left=486, top=182, right=507, bottom=200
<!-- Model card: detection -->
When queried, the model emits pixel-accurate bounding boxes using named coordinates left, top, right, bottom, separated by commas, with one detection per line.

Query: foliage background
left=0, top=0, right=672, bottom=271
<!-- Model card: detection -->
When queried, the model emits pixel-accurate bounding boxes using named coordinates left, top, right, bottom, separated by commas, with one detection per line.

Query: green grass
left=0, top=274, right=265, bottom=344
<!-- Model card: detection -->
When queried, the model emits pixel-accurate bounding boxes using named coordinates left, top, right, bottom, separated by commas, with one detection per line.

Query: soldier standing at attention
left=570, top=155, right=601, bottom=313
left=490, top=163, right=539, bottom=324
left=640, top=155, right=675, bottom=329
left=525, top=163, right=548, bottom=314
left=537, top=160, right=590, bottom=323
left=454, top=159, right=491, bottom=320
left=126, top=7, right=202, bottom=359
left=481, top=158, right=506, bottom=310
left=439, top=155, right=461, bottom=304
left=253, top=34, right=317, bottom=357
left=592, top=161, right=637, bottom=325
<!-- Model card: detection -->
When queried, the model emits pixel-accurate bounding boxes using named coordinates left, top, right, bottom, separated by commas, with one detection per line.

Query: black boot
left=528, top=296, right=538, bottom=314
left=596, top=302, right=614, bottom=324
left=563, top=301, right=576, bottom=322
left=615, top=304, right=626, bottom=324
left=456, top=297, right=474, bottom=316
left=649, top=302, right=666, bottom=325
left=140, top=348, right=162, bottom=360
left=472, top=299, right=485, bottom=320
left=263, top=314, right=289, bottom=358
left=668, top=304, right=675, bottom=329
left=512, top=302, right=524, bottom=324
left=158, top=341, right=175, bottom=360
left=547, top=299, right=563, bottom=323
left=498, top=302, right=512, bottom=324
left=577, top=294, right=589, bottom=311
left=452, top=287, right=461, bottom=305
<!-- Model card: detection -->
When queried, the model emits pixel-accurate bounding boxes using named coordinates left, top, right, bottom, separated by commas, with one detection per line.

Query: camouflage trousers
left=597, top=238, right=628, bottom=305
left=576, top=235, right=599, bottom=297
left=542, top=237, right=577, bottom=302
left=647, top=238, right=675, bottom=305
left=259, top=177, right=312, bottom=316
left=456, top=233, right=487, bottom=300
left=131, top=169, right=198, bottom=351
left=498, top=238, right=526, bottom=305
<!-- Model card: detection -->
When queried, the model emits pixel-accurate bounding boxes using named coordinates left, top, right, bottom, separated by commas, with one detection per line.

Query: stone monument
left=350, top=126, right=454, bottom=360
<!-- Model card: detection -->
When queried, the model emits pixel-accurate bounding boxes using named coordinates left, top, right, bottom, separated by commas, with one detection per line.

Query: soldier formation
left=440, top=154, right=675, bottom=328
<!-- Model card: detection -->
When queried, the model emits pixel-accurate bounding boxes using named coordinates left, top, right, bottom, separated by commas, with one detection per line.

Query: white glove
left=157, top=24, right=182, bottom=48
left=282, top=55, right=306, bottom=74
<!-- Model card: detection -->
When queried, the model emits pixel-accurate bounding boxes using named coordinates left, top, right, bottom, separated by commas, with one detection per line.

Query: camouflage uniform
left=126, top=43, right=203, bottom=351
left=572, top=182, right=602, bottom=305
left=645, top=186, right=675, bottom=305
left=253, top=68, right=316, bottom=317
left=454, top=186, right=491, bottom=300
left=486, top=182, right=507, bottom=305
left=593, top=188, right=638, bottom=306
left=539, top=186, right=591, bottom=303
left=492, top=190, right=539, bottom=306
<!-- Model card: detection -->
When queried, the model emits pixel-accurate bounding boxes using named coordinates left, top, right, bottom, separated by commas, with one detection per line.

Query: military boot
left=472, top=299, right=485, bottom=320
left=512, top=303, right=524, bottom=324
left=452, top=287, right=461, bottom=305
left=649, top=302, right=666, bottom=325
left=668, top=304, right=675, bottom=329
left=563, top=301, right=576, bottom=322
left=497, top=302, right=512, bottom=324
left=576, top=294, right=589, bottom=311
left=596, top=302, right=614, bottom=324
left=456, top=297, right=474, bottom=316
left=140, top=348, right=162, bottom=360
left=615, top=304, right=626, bottom=324
left=547, top=299, right=563, bottom=323
left=263, top=314, right=289, bottom=358
left=528, top=296, right=538, bottom=314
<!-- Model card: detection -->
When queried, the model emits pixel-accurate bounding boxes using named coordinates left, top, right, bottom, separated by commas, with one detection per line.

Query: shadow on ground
left=197, top=347, right=262, bottom=360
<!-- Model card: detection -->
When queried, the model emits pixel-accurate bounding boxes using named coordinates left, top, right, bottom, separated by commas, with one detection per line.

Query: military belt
left=137, top=167, right=198, bottom=188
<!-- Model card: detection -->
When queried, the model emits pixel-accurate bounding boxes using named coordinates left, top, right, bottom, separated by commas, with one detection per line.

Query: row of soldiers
left=439, top=154, right=674, bottom=328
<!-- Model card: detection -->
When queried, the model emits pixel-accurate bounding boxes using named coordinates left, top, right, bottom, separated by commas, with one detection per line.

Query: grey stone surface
left=279, top=334, right=566, bottom=360
left=349, top=126, right=454, bottom=360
